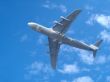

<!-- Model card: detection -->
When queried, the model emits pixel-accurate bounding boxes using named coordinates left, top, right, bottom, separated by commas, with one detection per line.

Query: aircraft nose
left=28, top=22, right=37, bottom=28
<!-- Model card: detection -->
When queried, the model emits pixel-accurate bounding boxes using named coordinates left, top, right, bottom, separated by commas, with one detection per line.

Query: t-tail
left=91, top=40, right=103, bottom=58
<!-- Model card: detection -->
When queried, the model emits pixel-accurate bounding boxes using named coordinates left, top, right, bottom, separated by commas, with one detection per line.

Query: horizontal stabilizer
left=93, top=50, right=97, bottom=58
left=94, top=39, right=103, bottom=47
left=93, top=39, right=103, bottom=58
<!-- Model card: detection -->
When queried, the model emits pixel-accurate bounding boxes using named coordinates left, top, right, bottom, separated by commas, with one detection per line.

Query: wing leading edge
left=48, top=38, right=60, bottom=69
left=53, top=9, right=81, bottom=33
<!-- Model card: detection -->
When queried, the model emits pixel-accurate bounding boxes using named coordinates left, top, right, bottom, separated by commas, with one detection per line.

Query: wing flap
left=53, top=9, right=81, bottom=33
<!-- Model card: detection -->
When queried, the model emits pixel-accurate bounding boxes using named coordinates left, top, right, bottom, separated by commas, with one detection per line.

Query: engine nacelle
left=54, top=20, right=63, bottom=26
left=60, top=16, right=70, bottom=21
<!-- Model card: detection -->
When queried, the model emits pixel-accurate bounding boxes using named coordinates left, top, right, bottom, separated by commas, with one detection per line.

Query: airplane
left=28, top=9, right=103, bottom=69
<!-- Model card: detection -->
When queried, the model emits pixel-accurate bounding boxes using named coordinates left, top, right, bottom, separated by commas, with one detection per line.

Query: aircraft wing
left=53, top=9, right=81, bottom=33
left=48, top=37, right=60, bottom=69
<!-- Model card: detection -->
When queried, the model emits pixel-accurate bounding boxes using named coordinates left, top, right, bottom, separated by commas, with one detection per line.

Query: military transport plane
left=28, top=9, right=102, bottom=69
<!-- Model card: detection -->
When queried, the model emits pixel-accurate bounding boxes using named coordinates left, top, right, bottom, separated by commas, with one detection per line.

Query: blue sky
left=0, top=0, right=110, bottom=82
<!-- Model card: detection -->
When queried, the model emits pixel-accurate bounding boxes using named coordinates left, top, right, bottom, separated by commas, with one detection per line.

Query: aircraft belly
left=48, top=32, right=65, bottom=41
left=62, top=36, right=93, bottom=51
left=38, top=27, right=58, bottom=38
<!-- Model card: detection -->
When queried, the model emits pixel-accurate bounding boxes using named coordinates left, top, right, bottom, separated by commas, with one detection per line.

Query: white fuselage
left=28, top=22, right=95, bottom=51
left=28, top=22, right=64, bottom=41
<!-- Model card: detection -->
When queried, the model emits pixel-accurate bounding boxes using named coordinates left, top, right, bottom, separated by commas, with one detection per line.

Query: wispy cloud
left=37, top=35, right=47, bottom=44
left=94, top=53, right=110, bottom=65
left=61, top=80, right=68, bottom=82
left=85, top=5, right=93, bottom=11
left=95, top=55, right=106, bottom=64
left=77, top=50, right=94, bottom=65
left=29, top=50, right=37, bottom=57
left=77, top=49, right=109, bottom=65
left=20, top=34, right=28, bottom=42
left=42, top=0, right=67, bottom=13
left=60, top=45, right=75, bottom=53
left=72, top=76, right=94, bottom=82
left=58, top=4, right=67, bottom=13
left=58, top=64, right=80, bottom=74
left=25, top=61, right=54, bottom=80
left=106, top=76, right=110, bottom=82
left=86, top=14, right=96, bottom=25
left=100, top=30, right=110, bottom=43
left=86, top=14, right=110, bottom=29
left=95, top=14, right=110, bottom=29
left=61, top=46, right=94, bottom=65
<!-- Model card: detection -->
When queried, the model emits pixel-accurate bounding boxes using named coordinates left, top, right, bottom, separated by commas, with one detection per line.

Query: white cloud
left=77, top=49, right=108, bottom=65
left=72, top=76, right=94, bottom=82
left=94, top=54, right=110, bottom=65
left=43, top=3, right=57, bottom=9
left=78, top=50, right=94, bottom=65
left=86, top=14, right=96, bottom=25
left=59, top=4, right=67, bottom=13
left=25, top=61, right=54, bottom=80
left=86, top=14, right=110, bottom=29
left=28, top=62, right=43, bottom=75
left=95, top=14, right=110, bottom=28
left=61, top=46, right=94, bottom=65
left=100, top=30, right=110, bottom=43
left=95, top=55, right=106, bottom=64
left=42, top=1, right=67, bottom=13
left=58, top=64, right=80, bottom=74
left=60, top=45, right=75, bottom=53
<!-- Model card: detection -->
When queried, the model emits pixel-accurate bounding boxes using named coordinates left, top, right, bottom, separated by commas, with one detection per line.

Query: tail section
left=92, top=40, right=103, bottom=57
left=93, top=50, right=97, bottom=58
left=94, top=40, right=103, bottom=47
